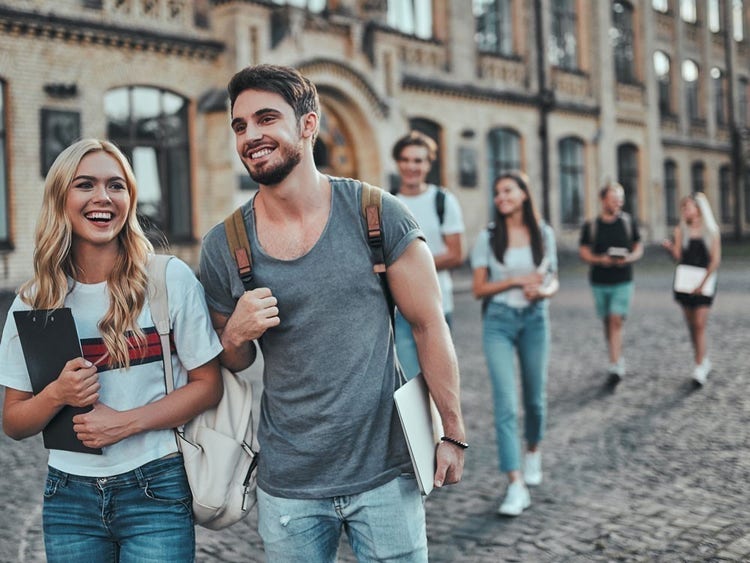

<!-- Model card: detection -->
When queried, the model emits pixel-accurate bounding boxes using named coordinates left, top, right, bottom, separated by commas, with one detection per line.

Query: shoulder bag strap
left=145, top=254, right=182, bottom=450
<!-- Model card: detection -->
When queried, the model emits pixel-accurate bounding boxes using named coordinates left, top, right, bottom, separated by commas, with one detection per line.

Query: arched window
left=719, top=165, right=733, bottom=224
left=691, top=161, right=705, bottom=193
left=654, top=50, right=672, bottom=115
left=105, top=86, right=192, bottom=241
left=682, top=59, right=701, bottom=121
left=712, top=67, right=727, bottom=126
left=733, top=0, right=744, bottom=41
left=0, top=80, right=7, bottom=246
left=680, top=0, right=697, bottom=23
left=488, top=128, right=521, bottom=210
left=409, top=117, right=442, bottom=186
left=616, top=143, right=639, bottom=215
left=559, top=137, right=584, bottom=225
left=387, top=0, right=433, bottom=39
left=652, top=0, right=669, bottom=13
left=613, top=1, right=637, bottom=84
left=550, top=0, right=579, bottom=70
left=664, top=160, right=678, bottom=225
left=474, top=0, right=513, bottom=56
left=271, top=0, right=326, bottom=12
left=708, top=0, right=722, bottom=32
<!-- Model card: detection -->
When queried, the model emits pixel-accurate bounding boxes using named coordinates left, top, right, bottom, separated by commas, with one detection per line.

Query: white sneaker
left=497, top=481, right=531, bottom=516
left=523, top=451, right=542, bottom=486
left=693, top=358, right=711, bottom=386
left=607, top=359, right=626, bottom=378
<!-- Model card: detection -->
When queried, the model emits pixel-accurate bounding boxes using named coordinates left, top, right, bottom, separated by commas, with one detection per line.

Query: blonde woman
left=0, top=139, right=223, bottom=562
left=662, top=192, right=721, bottom=385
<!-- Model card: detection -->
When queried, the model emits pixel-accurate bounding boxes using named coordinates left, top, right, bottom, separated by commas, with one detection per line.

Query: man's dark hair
left=228, top=64, right=320, bottom=124
left=391, top=131, right=438, bottom=162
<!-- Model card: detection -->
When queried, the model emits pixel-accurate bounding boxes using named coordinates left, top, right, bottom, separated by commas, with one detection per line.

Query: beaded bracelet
left=441, top=436, right=469, bottom=449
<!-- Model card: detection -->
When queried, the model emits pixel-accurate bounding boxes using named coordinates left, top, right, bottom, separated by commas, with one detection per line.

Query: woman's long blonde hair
left=680, top=192, right=720, bottom=251
left=19, top=139, right=154, bottom=368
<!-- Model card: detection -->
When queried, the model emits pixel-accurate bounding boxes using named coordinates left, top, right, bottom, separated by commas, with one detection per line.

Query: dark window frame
left=613, top=1, right=638, bottom=84
left=559, top=136, right=584, bottom=225
left=550, top=0, right=579, bottom=71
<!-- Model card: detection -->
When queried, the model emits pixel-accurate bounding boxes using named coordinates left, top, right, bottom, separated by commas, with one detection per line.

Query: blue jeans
left=257, top=475, right=427, bottom=562
left=483, top=301, right=549, bottom=474
left=394, top=310, right=453, bottom=381
left=43, top=454, right=194, bottom=563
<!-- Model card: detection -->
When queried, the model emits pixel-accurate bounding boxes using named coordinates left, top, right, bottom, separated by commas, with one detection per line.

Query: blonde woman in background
left=662, top=192, right=721, bottom=386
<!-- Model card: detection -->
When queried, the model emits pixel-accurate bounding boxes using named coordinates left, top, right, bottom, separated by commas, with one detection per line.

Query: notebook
left=393, top=373, right=443, bottom=495
left=13, top=308, right=102, bottom=454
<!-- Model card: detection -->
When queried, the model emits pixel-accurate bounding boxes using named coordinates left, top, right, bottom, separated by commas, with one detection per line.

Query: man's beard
left=244, top=141, right=303, bottom=186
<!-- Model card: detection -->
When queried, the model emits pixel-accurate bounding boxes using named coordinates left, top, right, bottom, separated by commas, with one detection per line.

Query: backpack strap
left=145, top=254, right=182, bottom=451
left=360, top=181, right=395, bottom=325
left=223, top=207, right=254, bottom=291
left=435, top=187, right=446, bottom=225
left=361, top=182, right=386, bottom=274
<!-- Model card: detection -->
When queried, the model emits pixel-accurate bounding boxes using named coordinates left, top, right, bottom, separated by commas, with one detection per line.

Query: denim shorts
left=591, top=282, right=634, bottom=318
left=42, top=454, right=195, bottom=563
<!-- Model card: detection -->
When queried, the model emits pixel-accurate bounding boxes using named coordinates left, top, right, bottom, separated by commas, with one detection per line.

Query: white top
left=0, top=258, right=223, bottom=477
left=396, top=185, right=465, bottom=313
left=470, top=224, right=558, bottom=309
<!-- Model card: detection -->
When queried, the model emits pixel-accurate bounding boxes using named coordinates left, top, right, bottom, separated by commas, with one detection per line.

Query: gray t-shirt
left=199, top=177, right=423, bottom=499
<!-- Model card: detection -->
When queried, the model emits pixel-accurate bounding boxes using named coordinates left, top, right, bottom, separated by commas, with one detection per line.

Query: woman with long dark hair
left=471, top=171, right=558, bottom=516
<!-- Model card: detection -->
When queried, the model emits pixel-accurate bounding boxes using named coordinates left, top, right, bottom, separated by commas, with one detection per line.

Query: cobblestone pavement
left=1, top=248, right=748, bottom=562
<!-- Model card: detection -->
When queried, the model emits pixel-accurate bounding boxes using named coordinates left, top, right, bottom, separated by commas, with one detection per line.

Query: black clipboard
left=13, top=308, right=102, bottom=454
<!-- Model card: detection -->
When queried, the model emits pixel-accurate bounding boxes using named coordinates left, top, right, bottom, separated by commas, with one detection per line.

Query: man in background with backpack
left=390, top=131, right=465, bottom=380
left=579, top=183, right=643, bottom=383
left=199, top=64, right=465, bottom=562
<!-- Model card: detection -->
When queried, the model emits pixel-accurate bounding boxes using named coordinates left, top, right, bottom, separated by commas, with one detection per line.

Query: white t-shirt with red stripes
left=0, top=257, right=223, bottom=477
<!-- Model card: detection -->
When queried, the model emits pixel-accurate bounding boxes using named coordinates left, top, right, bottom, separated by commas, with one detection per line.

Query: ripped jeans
left=257, top=475, right=427, bottom=562
left=42, top=454, right=194, bottom=563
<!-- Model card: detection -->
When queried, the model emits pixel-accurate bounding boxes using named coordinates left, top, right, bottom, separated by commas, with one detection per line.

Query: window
left=652, top=0, right=669, bottom=12
left=733, top=0, right=744, bottom=41
left=387, top=0, right=433, bottom=39
left=691, top=161, right=705, bottom=193
left=474, top=0, right=513, bottom=55
left=271, top=0, right=326, bottom=11
left=550, top=0, right=579, bottom=70
left=105, top=86, right=192, bottom=241
left=488, top=128, right=521, bottom=208
left=719, top=165, right=733, bottom=224
left=745, top=167, right=750, bottom=222
left=682, top=59, right=701, bottom=121
left=740, top=77, right=749, bottom=125
left=680, top=0, right=697, bottom=23
left=616, top=143, right=639, bottom=215
left=712, top=67, right=727, bottom=126
left=654, top=51, right=672, bottom=115
left=664, top=160, right=679, bottom=225
left=559, top=137, right=584, bottom=225
left=613, top=1, right=637, bottom=84
left=708, top=0, right=721, bottom=32
left=409, top=117, right=442, bottom=186
left=0, top=81, right=7, bottom=245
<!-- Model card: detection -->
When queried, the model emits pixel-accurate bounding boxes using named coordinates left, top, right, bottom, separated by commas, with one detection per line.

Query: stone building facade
left=0, top=0, right=748, bottom=289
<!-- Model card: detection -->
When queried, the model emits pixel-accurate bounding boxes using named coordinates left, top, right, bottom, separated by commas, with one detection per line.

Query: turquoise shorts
left=591, top=282, right=634, bottom=318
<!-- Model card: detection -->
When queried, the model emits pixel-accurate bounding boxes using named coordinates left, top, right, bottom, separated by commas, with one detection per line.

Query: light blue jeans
left=42, top=454, right=194, bottom=563
left=394, top=310, right=453, bottom=381
left=257, top=475, right=427, bottom=562
left=483, top=301, right=549, bottom=473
